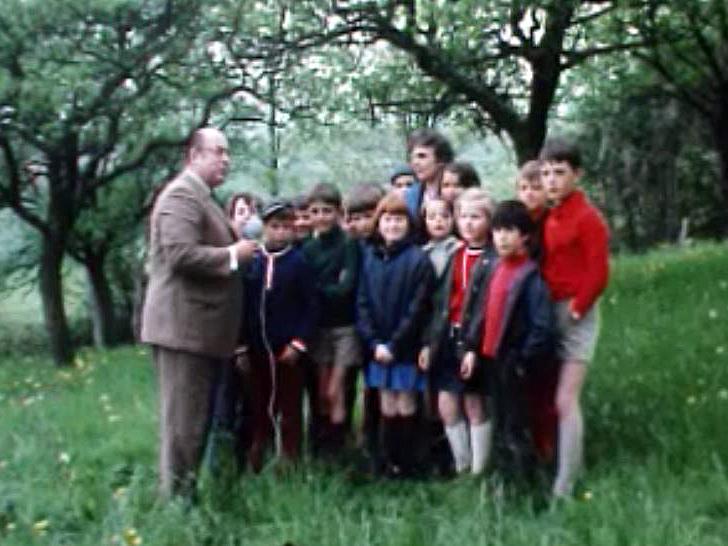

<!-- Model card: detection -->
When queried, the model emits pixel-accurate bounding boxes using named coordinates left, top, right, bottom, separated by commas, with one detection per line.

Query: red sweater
left=481, top=254, right=527, bottom=358
left=448, top=246, right=484, bottom=325
left=542, top=190, right=609, bottom=316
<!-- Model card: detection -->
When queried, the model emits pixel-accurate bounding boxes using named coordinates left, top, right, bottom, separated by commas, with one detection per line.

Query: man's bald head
left=185, top=127, right=230, bottom=188
left=186, top=127, right=225, bottom=160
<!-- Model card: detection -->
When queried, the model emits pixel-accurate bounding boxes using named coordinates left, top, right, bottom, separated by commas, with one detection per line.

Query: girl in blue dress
left=356, top=191, right=435, bottom=476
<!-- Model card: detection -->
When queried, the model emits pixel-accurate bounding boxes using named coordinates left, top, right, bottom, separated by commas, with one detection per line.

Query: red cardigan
left=542, top=190, right=609, bottom=316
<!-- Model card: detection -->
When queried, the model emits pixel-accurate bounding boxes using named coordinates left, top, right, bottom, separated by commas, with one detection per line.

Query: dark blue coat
left=461, top=257, right=558, bottom=476
left=462, top=257, right=556, bottom=368
left=356, top=240, right=435, bottom=363
left=241, top=245, right=319, bottom=356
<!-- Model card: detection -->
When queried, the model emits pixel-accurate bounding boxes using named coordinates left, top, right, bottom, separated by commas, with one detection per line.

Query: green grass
left=2, top=243, right=728, bottom=545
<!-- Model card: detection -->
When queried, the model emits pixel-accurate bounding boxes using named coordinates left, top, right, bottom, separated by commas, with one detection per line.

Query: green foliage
left=0, top=0, right=211, bottom=147
left=0, top=0, right=281, bottom=361
left=0, top=263, right=91, bottom=355
left=0, top=209, right=39, bottom=290
left=565, top=53, right=723, bottom=250
left=1, top=244, right=728, bottom=544
left=222, top=122, right=516, bottom=199
left=310, top=0, right=648, bottom=161
left=617, top=0, right=728, bottom=231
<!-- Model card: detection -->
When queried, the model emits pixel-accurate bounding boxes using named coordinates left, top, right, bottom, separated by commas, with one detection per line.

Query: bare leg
left=328, top=365, right=348, bottom=424
left=553, top=361, right=587, bottom=497
left=396, top=391, right=417, bottom=417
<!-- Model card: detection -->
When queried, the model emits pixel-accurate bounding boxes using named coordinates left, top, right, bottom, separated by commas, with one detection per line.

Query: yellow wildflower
left=123, top=527, right=142, bottom=546
left=32, top=519, right=49, bottom=534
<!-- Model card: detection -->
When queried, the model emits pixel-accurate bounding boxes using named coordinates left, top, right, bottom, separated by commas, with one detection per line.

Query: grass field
left=1, top=243, right=728, bottom=545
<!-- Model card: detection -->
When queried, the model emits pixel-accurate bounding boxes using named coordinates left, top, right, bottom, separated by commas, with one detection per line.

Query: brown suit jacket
left=141, top=170, right=242, bottom=358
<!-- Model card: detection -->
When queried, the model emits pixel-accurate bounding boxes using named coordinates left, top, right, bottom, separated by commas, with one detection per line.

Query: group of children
left=221, top=130, right=610, bottom=498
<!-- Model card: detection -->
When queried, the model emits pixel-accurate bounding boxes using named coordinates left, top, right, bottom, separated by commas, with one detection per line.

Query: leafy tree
left=572, top=63, right=720, bottom=250
left=0, top=0, right=248, bottom=365
left=321, top=0, right=644, bottom=163
left=629, top=0, right=728, bottom=230
left=67, top=151, right=178, bottom=348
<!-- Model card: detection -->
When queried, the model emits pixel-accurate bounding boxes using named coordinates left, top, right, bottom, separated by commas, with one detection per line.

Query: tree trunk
left=39, top=149, right=78, bottom=365
left=84, top=251, right=117, bottom=349
left=511, top=121, right=548, bottom=166
left=39, top=237, right=75, bottom=366
left=268, top=72, right=280, bottom=196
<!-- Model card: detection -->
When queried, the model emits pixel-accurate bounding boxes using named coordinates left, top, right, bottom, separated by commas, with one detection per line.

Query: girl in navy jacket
left=356, top=192, right=435, bottom=476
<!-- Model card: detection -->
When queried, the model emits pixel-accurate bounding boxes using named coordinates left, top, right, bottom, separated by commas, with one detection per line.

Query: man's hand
left=278, top=345, right=300, bottom=366
left=233, top=238, right=258, bottom=262
left=234, top=352, right=251, bottom=374
left=374, top=344, right=394, bottom=365
left=569, top=299, right=582, bottom=321
left=418, top=347, right=430, bottom=371
left=460, top=351, right=477, bottom=379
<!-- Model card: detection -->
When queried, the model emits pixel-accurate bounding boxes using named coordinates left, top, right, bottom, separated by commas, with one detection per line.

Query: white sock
left=553, top=407, right=584, bottom=497
left=470, top=421, right=493, bottom=475
left=445, top=420, right=471, bottom=473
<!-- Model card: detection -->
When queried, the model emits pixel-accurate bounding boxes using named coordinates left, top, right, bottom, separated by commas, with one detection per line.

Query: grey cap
left=260, top=198, right=293, bottom=222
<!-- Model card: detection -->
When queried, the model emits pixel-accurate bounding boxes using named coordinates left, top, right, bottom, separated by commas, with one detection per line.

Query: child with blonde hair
left=420, top=188, right=496, bottom=474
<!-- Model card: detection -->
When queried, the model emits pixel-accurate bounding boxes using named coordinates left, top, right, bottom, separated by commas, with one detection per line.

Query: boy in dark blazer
left=242, top=200, right=319, bottom=471
left=460, top=200, right=556, bottom=480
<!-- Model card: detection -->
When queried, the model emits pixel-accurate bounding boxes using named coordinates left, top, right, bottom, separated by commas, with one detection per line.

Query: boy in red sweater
left=539, top=138, right=610, bottom=497
left=515, top=160, right=560, bottom=465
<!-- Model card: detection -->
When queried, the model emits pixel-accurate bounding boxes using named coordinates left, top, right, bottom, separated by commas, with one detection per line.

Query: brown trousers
left=154, top=346, right=222, bottom=497
left=249, top=352, right=304, bottom=471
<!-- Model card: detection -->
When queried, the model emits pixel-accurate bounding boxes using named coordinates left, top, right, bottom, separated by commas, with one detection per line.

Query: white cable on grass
left=259, top=247, right=286, bottom=456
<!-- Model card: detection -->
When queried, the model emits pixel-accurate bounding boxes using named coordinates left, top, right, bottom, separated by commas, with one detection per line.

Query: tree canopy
left=1, top=0, right=727, bottom=361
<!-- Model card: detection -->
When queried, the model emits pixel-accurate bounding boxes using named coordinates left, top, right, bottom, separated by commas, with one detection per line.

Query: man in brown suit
left=141, top=127, right=256, bottom=497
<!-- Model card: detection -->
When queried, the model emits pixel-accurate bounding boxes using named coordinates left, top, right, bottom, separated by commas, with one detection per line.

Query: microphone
left=240, top=214, right=263, bottom=240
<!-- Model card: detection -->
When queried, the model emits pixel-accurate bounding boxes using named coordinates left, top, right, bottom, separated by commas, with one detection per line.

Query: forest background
left=0, top=0, right=725, bottom=364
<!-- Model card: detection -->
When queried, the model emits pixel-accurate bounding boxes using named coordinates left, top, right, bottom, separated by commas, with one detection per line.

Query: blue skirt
left=365, top=361, right=425, bottom=392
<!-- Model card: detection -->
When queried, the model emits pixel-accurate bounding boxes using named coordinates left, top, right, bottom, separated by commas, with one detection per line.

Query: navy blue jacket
left=356, top=239, right=435, bottom=363
left=462, top=257, right=556, bottom=369
left=241, top=245, right=319, bottom=357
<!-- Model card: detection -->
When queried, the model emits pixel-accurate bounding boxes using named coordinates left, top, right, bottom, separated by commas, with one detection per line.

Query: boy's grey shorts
left=554, top=300, right=600, bottom=364
left=309, top=325, right=362, bottom=368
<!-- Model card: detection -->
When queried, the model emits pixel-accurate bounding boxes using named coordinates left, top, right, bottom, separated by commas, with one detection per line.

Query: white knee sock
left=445, top=420, right=471, bottom=473
left=553, top=407, right=584, bottom=497
left=470, top=421, right=493, bottom=475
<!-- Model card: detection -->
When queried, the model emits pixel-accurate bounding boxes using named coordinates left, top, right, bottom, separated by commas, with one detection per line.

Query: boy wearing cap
left=241, top=200, right=320, bottom=471
left=389, top=164, right=416, bottom=194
